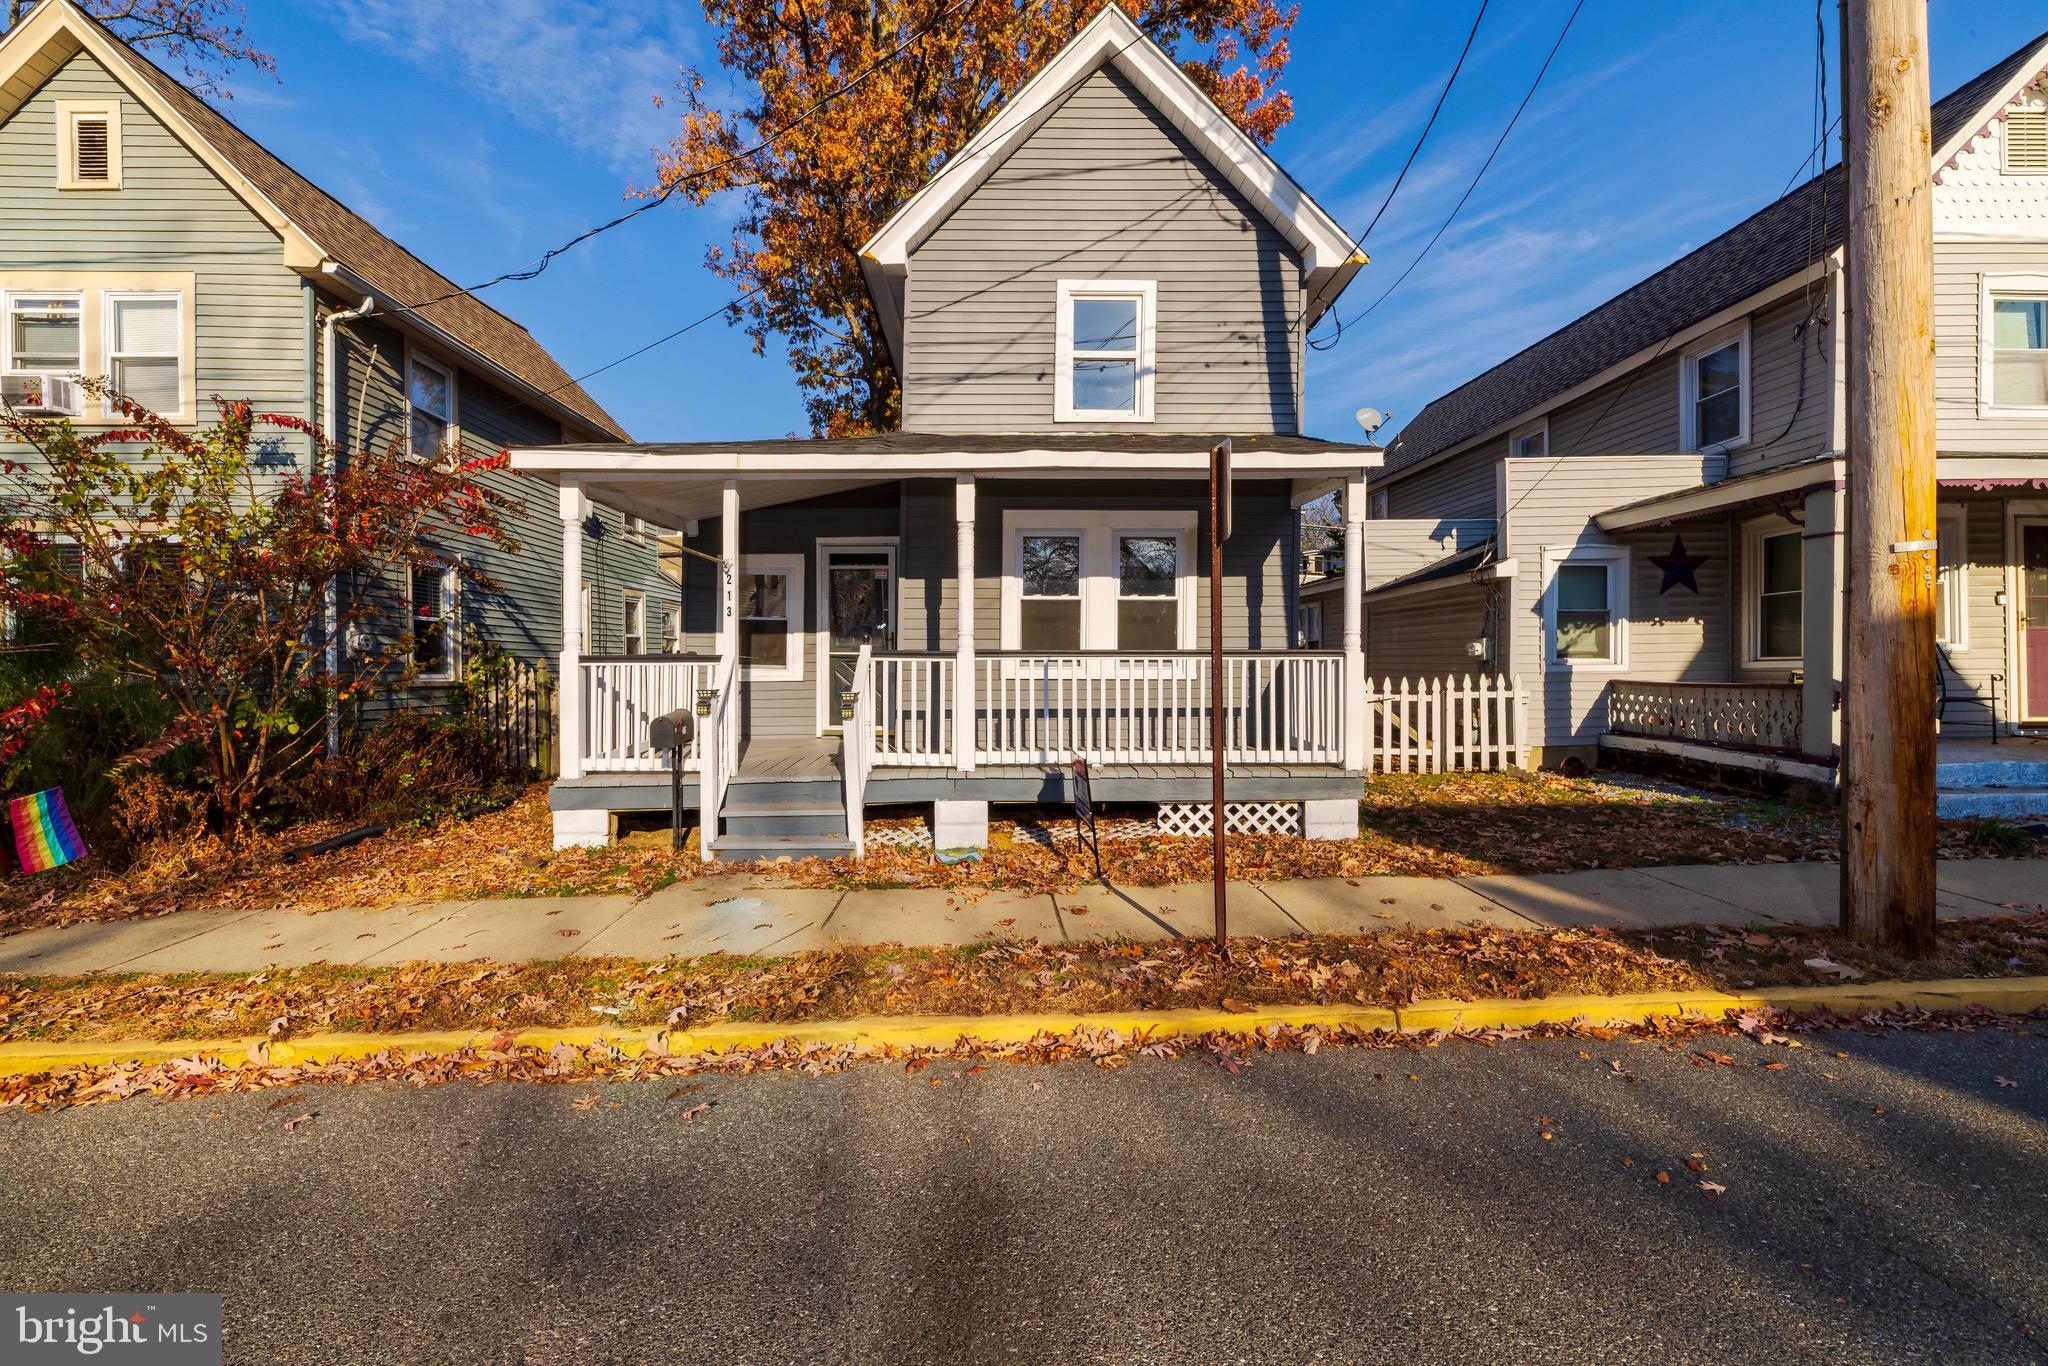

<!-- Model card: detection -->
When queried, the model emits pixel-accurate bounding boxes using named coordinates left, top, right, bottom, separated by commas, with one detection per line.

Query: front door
left=819, top=544, right=896, bottom=732
left=2024, top=522, right=2048, bottom=722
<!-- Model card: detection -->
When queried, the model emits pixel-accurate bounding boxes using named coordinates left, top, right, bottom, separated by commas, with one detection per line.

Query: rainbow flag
left=10, top=787, right=86, bottom=874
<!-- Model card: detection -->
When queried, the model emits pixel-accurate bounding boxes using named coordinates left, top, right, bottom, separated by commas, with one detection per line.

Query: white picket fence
left=1367, top=674, right=1525, bottom=773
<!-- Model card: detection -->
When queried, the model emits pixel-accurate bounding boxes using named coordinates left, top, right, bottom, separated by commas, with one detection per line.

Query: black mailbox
left=650, top=708, right=694, bottom=753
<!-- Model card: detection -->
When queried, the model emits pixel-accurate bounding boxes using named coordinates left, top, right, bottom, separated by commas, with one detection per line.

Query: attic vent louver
left=71, top=116, right=110, bottom=181
left=2005, top=107, right=2048, bottom=174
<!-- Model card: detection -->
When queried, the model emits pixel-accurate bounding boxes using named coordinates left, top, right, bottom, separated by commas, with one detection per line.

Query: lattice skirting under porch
left=1154, top=801, right=1302, bottom=837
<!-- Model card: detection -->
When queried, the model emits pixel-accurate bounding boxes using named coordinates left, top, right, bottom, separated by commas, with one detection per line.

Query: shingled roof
left=64, top=8, right=629, bottom=441
left=1379, top=28, right=2048, bottom=480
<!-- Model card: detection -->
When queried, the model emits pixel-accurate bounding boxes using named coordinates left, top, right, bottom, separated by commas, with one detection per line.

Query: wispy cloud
left=334, top=0, right=697, bottom=173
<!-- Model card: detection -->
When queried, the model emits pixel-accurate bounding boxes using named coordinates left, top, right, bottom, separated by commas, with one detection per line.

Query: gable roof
left=1379, top=26, right=2048, bottom=482
left=856, top=5, right=1365, bottom=369
left=0, top=0, right=627, bottom=441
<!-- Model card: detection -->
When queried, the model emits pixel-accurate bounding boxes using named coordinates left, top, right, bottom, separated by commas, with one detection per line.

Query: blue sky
left=229, top=1, right=2048, bottom=445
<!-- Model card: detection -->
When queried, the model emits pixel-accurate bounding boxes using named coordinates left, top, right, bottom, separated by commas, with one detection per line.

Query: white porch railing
left=1607, top=679, right=1804, bottom=753
left=870, top=652, right=953, bottom=767
left=578, top=656, right=715, bottom=773
left=697, top=653, right=739, bottom=861
left=1367, top=675, right=1525, bottom=774
left=842, top=642, right=875, bottom=856
left=971, top=651, right=1345, bottom=765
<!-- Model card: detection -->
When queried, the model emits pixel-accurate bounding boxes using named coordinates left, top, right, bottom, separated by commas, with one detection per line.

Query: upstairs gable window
left=1681, top=322, right=1750, bottom=452
left=1055, top=280, right=1154, bottom=422
left=2003, top=105, right=2047, bottom=175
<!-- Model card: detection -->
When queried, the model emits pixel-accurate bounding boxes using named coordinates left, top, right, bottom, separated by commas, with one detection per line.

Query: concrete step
left=1936, top=787, right=2048, bottom=820
left=709, top=834, right=855, bottom=863
left=1935, top=760, right=2048, bottom=790
left=720, top=802, right=848, bottom=839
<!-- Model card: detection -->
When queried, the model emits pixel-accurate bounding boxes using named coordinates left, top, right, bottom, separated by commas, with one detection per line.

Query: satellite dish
left=1354, top=406, right=1386, bottom=437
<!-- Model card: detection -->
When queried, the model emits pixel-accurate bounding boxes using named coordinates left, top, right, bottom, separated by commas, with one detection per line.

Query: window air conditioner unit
left=2, top=373, right=83, bottom=418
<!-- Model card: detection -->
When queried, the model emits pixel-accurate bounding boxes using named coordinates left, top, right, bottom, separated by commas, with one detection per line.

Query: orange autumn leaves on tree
left=651, top=0, right=1298, bottom=436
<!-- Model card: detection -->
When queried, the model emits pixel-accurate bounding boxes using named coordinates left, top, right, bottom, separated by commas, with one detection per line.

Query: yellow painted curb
left=1, top=977, right=2043, bottom=1078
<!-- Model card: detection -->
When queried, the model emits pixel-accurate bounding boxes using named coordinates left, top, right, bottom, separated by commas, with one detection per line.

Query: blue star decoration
left=1649, top=535, right=1709, bottom=594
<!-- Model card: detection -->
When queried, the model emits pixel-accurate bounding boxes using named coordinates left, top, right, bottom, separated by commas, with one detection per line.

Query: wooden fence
left=465, top=655, right=557, bottom=777
left=1366, top=675, right=1525, bottom=774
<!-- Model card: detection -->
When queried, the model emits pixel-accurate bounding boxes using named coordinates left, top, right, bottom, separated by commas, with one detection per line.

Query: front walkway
left=1, top=860, right=2043, bottom=976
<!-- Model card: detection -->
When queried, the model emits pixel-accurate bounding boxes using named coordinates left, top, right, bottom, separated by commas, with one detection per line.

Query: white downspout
left=320, top=294, right=377, bottom=757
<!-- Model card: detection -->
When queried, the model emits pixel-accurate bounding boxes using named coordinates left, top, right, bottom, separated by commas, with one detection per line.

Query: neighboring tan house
left=513, top=7, right=1383, bottom=855
left=0, top=0, right=667, bottom=734
left=1357, top=27, right=2048, bottom=817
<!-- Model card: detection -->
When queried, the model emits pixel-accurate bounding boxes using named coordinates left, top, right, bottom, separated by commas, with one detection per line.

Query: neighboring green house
left=0, top=0, right=670, bottom=738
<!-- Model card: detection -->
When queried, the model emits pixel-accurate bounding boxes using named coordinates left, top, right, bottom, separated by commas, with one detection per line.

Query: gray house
left=0, top=0, right=667, bottom=724
left=1359, top=27, right=2048, bottom=817
left=515, top=8, right=1382, bottom=856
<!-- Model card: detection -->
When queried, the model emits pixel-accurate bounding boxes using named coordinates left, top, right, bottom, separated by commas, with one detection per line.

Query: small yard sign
left=1070, top=756, right=1103, bottom=878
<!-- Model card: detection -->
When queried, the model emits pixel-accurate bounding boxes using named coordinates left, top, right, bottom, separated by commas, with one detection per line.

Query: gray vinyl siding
left=0, top=51, right=309, bottom=459
left=1934, top=240, right=2048, bottom=453
left=1545, top=356, right=1684, bottom=455
left=1725, top=287, right=1834, bottom=477
left=901, top=65, right=1302, bottom=435
left=897, top=478, right=1295, bottom=657
left=1380, top=445, right=1500, bottom=519
left=1362, top=518, right=1494, bottom=590
left=1500, top=456, right=1726, bottom=753
left=1364, top=581, right=1491, bottom=680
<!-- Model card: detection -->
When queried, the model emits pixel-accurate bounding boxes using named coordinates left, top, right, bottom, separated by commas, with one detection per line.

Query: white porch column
left=1802, top=483, right=1846, bottom=757
left=719, top=479, right=740, bottom=664
left=557, top=481, right=587, bottom=781
left=1342, top=472, right=1368, bottom=771
left=953, top=475, right=976, bottom=772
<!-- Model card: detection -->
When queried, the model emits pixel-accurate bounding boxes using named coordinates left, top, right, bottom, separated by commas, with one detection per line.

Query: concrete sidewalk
left=0, top=859, right=2042, bottom=977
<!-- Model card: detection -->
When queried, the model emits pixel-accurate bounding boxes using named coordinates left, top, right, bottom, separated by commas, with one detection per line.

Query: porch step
left=1937, top=787, right=2048, bottom=820
left=710, top=834, right=855, bottom=862
left=719, top=800, right=848, bottom=839
left=723, top=776, right=842, bottom=805
left=1936, top=760, right=2048, bottom=789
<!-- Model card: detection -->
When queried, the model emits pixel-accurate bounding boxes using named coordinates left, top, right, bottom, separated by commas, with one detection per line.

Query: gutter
left=320, top=292, right=377, bottom=758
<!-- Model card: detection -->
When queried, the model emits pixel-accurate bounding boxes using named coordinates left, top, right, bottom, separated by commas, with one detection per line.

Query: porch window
left=1115, top=533, right=1180, bottom=651
left=1991, top=297, right=2048, bottom=407
left=409, top=562, right=458, bottom=683
left=1055, top=280, right=1154, bottom=422
left=1936, top=507, right=1968, bottom=648
left=1682, top=323, right=1749, bottom=451
left=105, top=294, right=182, bottom=417
left=660, top=603, right=682, bottom=654
left=407, top=352, right=456, bottom=462
left=1750, top=527, right=1804, bottom=662
left=1019, top=534, right=1082, bottom=650
left=739, top=554, right=803, bottom=681
left=1299, top=600, right=1323, bottom=649
left=622, top=590, right=646, bottom=656
left=1544, top=546, right=1627, bottom=668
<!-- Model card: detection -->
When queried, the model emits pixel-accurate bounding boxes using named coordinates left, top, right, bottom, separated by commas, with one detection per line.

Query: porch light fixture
left=839, top=690, right=858, bottom=722
left=695, top=688, right=715, bottom=718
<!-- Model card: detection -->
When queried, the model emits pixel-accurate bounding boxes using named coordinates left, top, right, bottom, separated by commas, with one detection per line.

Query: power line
left=1308, top=0, right=1490, bottom=352
left=1321, top=0, right=1584, bottom=338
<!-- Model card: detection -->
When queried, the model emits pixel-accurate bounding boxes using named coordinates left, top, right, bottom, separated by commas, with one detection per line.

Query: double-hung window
left=1746, top=522, right=1803, bottom=662
left=1510, top=420, right=1548, bottom=458
left=1019, top=534, right=1083, bottom=650
left=105, top=293, right=182, bottom=416
left=622, top=590, right=646, bottom=656
left=1004, top=513, right=1195, bottom=652
left=407, top=352, right=456, bottom=462
left=1545, top=547, right=1628, bottom=668
left=739, top=555, right=803, bottom=680
left=1990, top=295, right=2048, bottom=408
left=1055, top=280, right=1155, bottom=421
left=4, top=292, right=84, bottom=416
left=1682, top=323, right=1749, bottom=451
left=409, top=562, right=459, bottom=683
left=660, top=604, right=683, bottom=654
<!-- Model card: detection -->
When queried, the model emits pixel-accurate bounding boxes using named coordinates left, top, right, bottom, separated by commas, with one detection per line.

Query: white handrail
left=843, top=641, right=875, bottom=857
left=578, top=657, right=714, bottom=773
left=697, top=653, right=739, bottom=861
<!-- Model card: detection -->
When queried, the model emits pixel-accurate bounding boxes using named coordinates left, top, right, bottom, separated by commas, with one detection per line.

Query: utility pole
left=1840, top=0, right=1938, bottom=953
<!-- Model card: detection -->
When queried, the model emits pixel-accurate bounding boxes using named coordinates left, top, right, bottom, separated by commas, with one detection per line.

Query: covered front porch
left=510, top=435, right=1381, bottom=857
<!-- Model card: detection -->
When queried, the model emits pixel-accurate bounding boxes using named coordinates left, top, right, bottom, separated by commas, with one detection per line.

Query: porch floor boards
left=734, top=737, right=841, bottom=782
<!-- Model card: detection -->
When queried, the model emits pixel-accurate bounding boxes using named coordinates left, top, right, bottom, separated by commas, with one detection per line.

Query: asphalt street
left=1, top=1028, right=2044, bottom=1364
